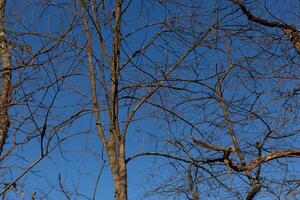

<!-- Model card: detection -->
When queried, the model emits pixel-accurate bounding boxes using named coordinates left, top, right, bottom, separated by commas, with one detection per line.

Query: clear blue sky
left=1, top=1, right=300, bottom=200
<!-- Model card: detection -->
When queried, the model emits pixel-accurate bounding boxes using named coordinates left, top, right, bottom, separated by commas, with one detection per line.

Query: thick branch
left=223, top=149, right=300, bottom=172
left=192, top=137, right=227, bottom=152
left=80, top=0, right=107, bottom=146
left=241, top=149, right=300, bottom=171
left=232, top=0, right=300, bottom=54
left=109, top=0, right=122, bottom=143
left=194, top=137, right=300, bottom=172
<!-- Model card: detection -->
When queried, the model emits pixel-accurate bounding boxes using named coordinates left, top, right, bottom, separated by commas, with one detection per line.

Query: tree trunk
left=0, top=0, right=11, bottom=156
left=80, top=0, right=127, bottom=199
left=108, top=141, right=128, bottom=200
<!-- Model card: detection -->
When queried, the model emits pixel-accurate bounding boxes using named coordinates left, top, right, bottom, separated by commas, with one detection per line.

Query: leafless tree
left=1, top=1, right=300, bottom=200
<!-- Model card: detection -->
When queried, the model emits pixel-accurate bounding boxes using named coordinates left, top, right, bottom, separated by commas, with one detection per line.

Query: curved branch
left=193, top=138, right=300, bottom=173
left=126, top=152, right=193, bottom=164
left=226, top=149, right=300, bottom=172
left=232, top=0, right=300, bottom=54
left=192, top=137, right=227, bottom=152
left=242, top=149, right=300, bottom=171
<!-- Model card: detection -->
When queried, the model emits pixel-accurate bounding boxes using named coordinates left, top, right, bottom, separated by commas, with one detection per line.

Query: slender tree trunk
left=80, top=0, right=127, bottom=199
left=108, top=141, right=127, bottom=200
left=108, top=0, right=127, bottom=198
left=0, top=0, right=11, bottom=156
left=118, top=142, right=128, bottom=200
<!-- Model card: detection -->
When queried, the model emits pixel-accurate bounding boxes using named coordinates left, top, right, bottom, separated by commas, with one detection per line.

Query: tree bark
left=0, top=0, right=11, bottom=156
left=108, top=142, right=127, bottom=200
left=80, top=0, right=127, bottom=199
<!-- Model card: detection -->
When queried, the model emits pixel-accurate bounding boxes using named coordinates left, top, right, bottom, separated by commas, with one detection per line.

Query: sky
left=1, top=0, right=300, bottom=200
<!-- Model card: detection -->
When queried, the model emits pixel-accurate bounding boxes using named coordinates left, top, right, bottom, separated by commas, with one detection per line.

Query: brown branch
left=187, top=164, right=199, bottom=200
left=126, top=152, right=194, bottom=164
left=223, top=149, right=300, bottom=173
left=80, top=0, right=107, bottom=147
left=109, top=0, right=122, bottom=142
left=246, top=184, right=262, bottom=200
left=232, top=0, right=300, bottom=54
left=215, top=45, right=248, bottom=168
left=243, top=149, right=300, bottom=171
left=193, top=137, right=300, bottom=175
left=0, top=143, right=14, bottom=161
left=192, top=137, right=227, bottom=152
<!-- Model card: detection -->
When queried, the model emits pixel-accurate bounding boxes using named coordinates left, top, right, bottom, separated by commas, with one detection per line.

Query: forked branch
left=232, top=0, right=300, bottom=54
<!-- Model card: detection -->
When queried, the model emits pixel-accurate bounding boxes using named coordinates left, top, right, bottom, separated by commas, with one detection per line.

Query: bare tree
left=77, top=0, right=219, bottom=199
left=1, top=1, right=300, bottom=200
